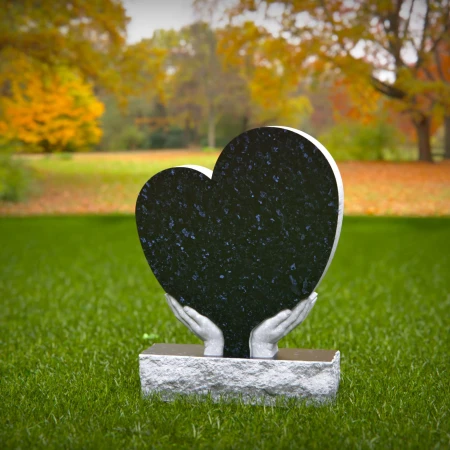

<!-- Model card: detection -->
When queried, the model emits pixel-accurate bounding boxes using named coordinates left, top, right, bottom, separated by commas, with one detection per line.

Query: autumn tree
left=217, top=21, right=312, bottom=132
left=136, top=20, right=312, bottom=148
left=0, top=0, right=134, bottom=155
left=212, top=0, right=450, bottom=161
left=0, top=0, right=170, bottom=153
left=0, top=60, right=104, bottom=152
left=418, top=38, right=450, bottom=158
left=161, top=23, right=225, bottom=147
left=0, top=0, right=128, bottom=93
left=113, top=38, right=168, bottom=107
left=139, top=28, right=202, bottom=147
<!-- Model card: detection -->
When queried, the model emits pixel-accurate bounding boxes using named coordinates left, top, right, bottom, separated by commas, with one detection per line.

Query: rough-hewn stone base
left=139, top=344, right=340, bottom=405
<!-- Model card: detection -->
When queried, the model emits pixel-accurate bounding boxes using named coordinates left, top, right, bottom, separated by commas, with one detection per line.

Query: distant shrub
left=148, top=127, right=188, bottom=149
left=319, top=121, right=400, bottom=161
left=0, top=155, right=36, bottom=202
left=117, top=126, right=146, bottom=150
left=149, top=129, right=166, bottom=149
left=164, top=128, right=185, bottom=149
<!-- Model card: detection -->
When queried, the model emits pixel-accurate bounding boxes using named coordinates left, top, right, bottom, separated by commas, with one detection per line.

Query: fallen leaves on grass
left=1, top=152, right=449, bottom=216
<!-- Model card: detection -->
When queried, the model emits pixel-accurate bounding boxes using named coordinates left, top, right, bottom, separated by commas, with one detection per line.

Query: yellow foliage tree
left=217, top=22, right=312, bottom=130
left=0, top=0, right=128, bottom=95
left=216, top=0, right=450, bottom=160
left=0, top=64, right=104, bottom=153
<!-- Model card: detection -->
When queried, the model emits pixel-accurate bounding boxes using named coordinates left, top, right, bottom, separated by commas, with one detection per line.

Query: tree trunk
left=184, top=118, right=190, bottom=147
left=190, top=126, right=199, bottom=147
left=41, top=139, right=52, bottom=153
left=242, top=115, right=249, bottom=133
left=444, top=115, right=450, bottom=160
left=207, top=103, right=216, bottom=149
left=414, top=116, right=433, bottom=162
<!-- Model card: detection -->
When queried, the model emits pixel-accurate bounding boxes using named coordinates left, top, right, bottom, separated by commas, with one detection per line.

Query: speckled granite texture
left=139, top=345, right=340, bottom=405
left=136, top=127, right=343, bottom=358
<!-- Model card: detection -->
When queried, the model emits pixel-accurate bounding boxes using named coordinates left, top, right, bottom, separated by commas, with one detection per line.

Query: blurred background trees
left=0, top=62, right=104, bottom=153
left=0, top=0, right=128, bottom=153
left=213, top=0, right=450, bottom=162
left=0, top=0, right=449, bottom=160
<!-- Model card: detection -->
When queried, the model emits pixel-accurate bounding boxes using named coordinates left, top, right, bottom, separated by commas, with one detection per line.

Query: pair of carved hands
left=166, top=292, right=317, bottom=359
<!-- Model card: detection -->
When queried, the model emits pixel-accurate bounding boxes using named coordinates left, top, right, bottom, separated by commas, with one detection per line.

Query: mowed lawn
left=1, top=215, right=449, bottom=449
left=1, top=151, right=450, bottom=216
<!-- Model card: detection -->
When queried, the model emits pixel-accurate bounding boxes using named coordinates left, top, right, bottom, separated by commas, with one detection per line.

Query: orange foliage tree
left=132, top=22, right=312, bottom=149
left=0, top=0, right=133, bottom=154
left=0, top=63, right=104, bottom=153
left=212, top=0, right=450, bottom=161
left=328, top=75, right=434, bottom=144
left=329, top=76, right=383, bottom=125
left=416, top=39, right=450, bottom=158
left=217, top=21, right=312, bottom=131
left=0, top=0, right=128, bottom=94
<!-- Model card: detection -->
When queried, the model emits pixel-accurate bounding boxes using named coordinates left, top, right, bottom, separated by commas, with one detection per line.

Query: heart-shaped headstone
left=136, top=127, right=343, bottom=358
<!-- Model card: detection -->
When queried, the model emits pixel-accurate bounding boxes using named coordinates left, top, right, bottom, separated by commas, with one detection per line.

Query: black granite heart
left=136, top=127, right=343, bottom=358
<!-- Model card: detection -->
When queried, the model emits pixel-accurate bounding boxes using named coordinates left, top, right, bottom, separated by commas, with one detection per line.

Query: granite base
left=139, top=344, right=340, bottom=405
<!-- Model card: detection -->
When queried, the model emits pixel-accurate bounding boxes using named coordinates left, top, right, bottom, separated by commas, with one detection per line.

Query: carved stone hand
left=165, top=294, right=224, bottom=357
left=249, top=292, right=318, bottom=359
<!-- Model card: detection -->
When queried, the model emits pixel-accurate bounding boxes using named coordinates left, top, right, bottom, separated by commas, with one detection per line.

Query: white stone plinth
left=139, top=344, right=340, bottom=405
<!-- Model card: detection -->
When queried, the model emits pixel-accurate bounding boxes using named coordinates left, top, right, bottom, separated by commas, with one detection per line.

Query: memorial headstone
left=137, top=126, right=343, bottom=404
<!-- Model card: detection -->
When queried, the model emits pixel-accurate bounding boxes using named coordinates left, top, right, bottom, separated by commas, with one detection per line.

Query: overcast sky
left=123, top=0, right=197, bottom=43
left=122, top=0, right=282, bottom=43
left=121, top=0, right=422, bottom=82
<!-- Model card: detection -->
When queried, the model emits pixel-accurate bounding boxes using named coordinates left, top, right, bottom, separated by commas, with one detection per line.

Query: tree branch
left=371, top=75, right=406, bottom=99
left=381, top=0, right=406, bottom=67
left=422, top=66, right=435, bottom=81
left=434, top=44, right=448, bottom=82
left=401, top=0, right=415, bottom=40
left=416, top=0, right=430, bottom=68
left=426, top=7, right=450, bottom=59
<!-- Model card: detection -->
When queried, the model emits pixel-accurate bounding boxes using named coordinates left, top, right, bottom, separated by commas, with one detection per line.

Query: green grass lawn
left=11, top=153, right=219, bottom=214
left=27, top=153, right=219, bottom=191
left=3, top=153, right=449, bottom=217
left=25, top=153, right=218, bottom=177
left=1, top=216, right=449, bottom=449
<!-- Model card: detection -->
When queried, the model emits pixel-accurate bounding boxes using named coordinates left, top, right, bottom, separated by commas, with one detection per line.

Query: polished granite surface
left=136, top=127, right=341, bottom=358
